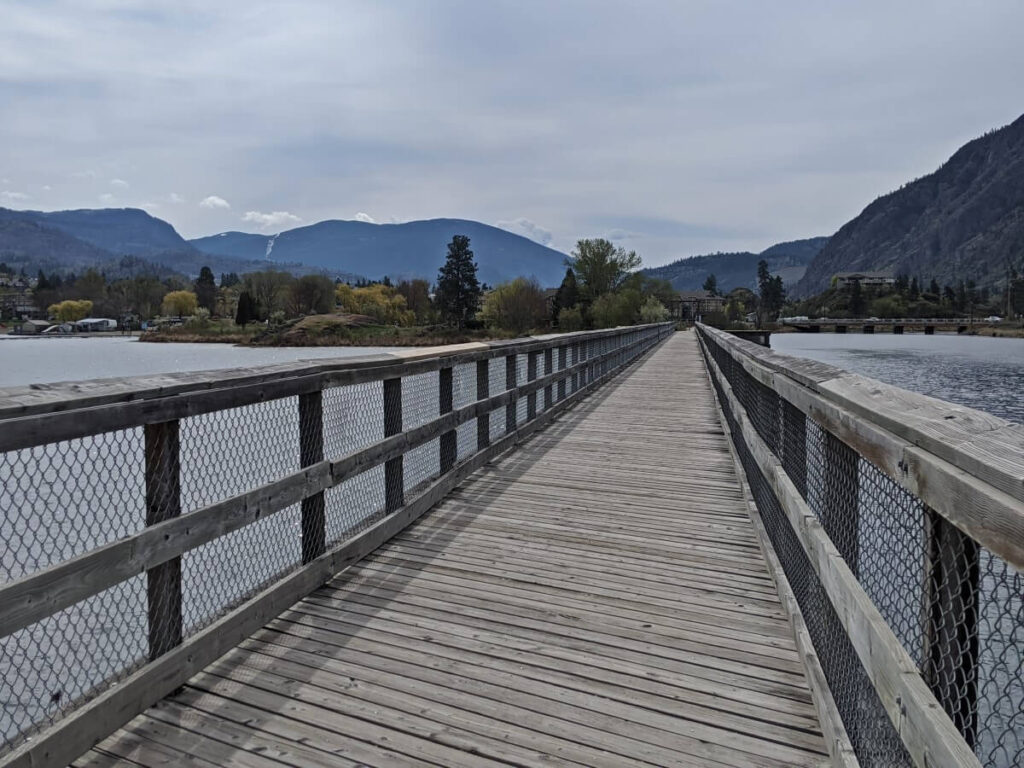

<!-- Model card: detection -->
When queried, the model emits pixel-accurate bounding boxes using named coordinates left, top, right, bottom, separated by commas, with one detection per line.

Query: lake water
left=772, top=332, right=1024, bottom=424
left=0, top=336, right=409, bottom=388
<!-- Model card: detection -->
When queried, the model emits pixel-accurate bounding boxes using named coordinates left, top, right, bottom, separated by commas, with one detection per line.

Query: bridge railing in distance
left=0, top=321, right=674, bottom=767
left=696, top=322, right=1023, bottom=768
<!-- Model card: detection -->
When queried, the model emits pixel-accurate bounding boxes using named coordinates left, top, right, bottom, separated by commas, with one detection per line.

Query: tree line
left=16, top=234, right=673, bottom=334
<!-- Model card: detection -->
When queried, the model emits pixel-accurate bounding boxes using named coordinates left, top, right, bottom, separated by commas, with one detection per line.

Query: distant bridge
left=782, top=317, right=976, bottom=334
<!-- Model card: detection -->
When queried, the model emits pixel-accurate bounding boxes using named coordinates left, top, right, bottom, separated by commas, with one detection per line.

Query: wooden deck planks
left=83, top=331, right=829, bottom=768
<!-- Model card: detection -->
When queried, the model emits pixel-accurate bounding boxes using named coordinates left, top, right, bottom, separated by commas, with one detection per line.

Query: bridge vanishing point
left=0, top=324, right=1021, bottom=768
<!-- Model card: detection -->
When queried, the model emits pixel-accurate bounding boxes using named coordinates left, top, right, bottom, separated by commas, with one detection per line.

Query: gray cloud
left=496, top=218, right=553, bottom=246
left=1, top=1, right=1022, bottom=265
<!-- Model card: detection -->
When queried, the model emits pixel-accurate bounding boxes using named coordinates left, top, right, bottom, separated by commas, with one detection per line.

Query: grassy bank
left=139, top=314, right=520, bottom=346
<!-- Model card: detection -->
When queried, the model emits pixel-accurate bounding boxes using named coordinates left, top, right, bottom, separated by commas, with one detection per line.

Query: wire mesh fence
left=699, top=325, right=1024, bottom=768
left=0, top=323, right=672, bottom=758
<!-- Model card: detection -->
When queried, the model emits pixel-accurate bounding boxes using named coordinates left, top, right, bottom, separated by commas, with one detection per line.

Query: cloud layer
left=242, top=210, right=302, bottom=230
left=1, top=2, right=1022, bottom=265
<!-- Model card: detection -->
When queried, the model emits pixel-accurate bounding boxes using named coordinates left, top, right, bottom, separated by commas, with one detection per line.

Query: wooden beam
left=299, top=391, right=326, bottom=564
left=144, top=421, right=182, bottom=661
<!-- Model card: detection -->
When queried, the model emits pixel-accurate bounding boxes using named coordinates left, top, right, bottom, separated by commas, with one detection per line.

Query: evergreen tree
left=235, top=291, right=257, bottom=325
left=756, top=260, right=786, bottom=326
left=702, top=273, right=718, bottom=296
left=194, top=266, right=217, bottom=313
left=36, top=270, right=50, bottom=291
left=929, top=278, right=941, bottom=296
left=220, top=272, right=240, bottom=288
left=909, top=277, right=920, bottom=300
left=551, top=268, right=579, bottom=323
left=435, top=235, right=482, bottom=328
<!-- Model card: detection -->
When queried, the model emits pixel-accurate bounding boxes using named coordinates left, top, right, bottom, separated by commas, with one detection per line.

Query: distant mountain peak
left=190, top=217, right=569, bottom=286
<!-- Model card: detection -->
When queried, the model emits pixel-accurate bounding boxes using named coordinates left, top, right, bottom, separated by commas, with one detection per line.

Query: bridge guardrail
left=0, top=322, right=673, bottom=767
left=696, top=322, right=1023, bottom=768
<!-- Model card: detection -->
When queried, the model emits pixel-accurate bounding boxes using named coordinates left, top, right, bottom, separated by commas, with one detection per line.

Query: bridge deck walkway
left=74, top=332, right=828, bottom=768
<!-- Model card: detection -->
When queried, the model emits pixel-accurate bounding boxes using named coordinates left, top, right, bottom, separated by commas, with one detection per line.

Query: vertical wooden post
left=298, top=391, right=325, bottom=564
left=923, top=510, right=981, bottom=746
left=822, top=431, right=859, bottom=574
left=557, top=346, right=567, bottom=401
left=526, top=351, right=539, bottom=420
left=439, top=366, right=456, bottom=474
left=543, top=348, right=553, bottom=410
left=571, top=343, right=579, bottom=393
left=505, top=354, right=517, bottom=434
left=383, top=377, right=403, bottom=512
left=476, top=359, right=490, bottom=450
left=144, top=420, right=182, bottom=661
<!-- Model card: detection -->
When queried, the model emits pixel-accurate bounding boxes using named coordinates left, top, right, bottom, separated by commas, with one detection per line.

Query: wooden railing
left=0, top=322, right=673, bottom=767
left=697, top=323, right=1024, bottom=768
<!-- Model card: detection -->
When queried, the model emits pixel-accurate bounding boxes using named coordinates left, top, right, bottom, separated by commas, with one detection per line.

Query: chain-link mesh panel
left=323, top=381, right=385, bottom=545
left=488, top=356, right=506, bottom=443
left=182, top=504, right=302, bottom=632
left=180, top=397, right=299, bottom=512
left=976, top=550, right=1024, bottom=767
left=701, top=327, right=1024, bottom=768
left=402, top=371, right=440, bottom=492
left=0, top=429, right=145, bottom=582
left=0, top=576, right=147, bottom=752
left=516, top=353, right=529, bottom=426
left=453, top=362, right=476, bottom=461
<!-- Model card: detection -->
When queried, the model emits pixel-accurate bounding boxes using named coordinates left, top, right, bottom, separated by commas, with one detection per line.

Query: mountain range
left=0, top=207, right=568, bottom=287
left=0, top=207, right=337, bottom=281
left=796, top=113, right=1024, bottom=296
left=190, top=218, right=568, bottom=286
left=641, top=237, right=829, bottom=293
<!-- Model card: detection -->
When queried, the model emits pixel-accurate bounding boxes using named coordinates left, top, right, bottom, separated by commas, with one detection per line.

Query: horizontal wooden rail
left=0, top=326, right=659, bottom=450
left=697, top=324, right=1024, bottom=571
left=700, top=330, right=981, bottom=768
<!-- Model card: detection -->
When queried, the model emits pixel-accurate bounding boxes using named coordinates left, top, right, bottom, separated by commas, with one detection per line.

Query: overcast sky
left=2, top=1, right=1022, bottom=266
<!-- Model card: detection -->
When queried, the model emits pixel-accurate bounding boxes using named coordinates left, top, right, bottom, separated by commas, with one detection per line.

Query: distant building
left=16, top=319, right=52, bottom=335
left=74, top=317, right=119, bottom=332
left=833, top=272, right=895, bottom=289
left=0, top=289, right=41, bottom=320
left=671, top=291, right=725, bottom=321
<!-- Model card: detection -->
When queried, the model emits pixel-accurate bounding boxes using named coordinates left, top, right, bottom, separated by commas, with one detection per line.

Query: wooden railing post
left=298, top=391, right=325, bottom=563
left=439, top=366, right=456, bottom=474
left=144, top=420, right=182, bottom=660
left=571, top=343, right=580, bottom=393
left=557, top=346, right=567, bottom=401
left=383, top=377, right=403, bottom=512
left=505, top=354, right=518, bottom=434
left=476, top=359, right=490, bottom=449
left=543, top=348, right=553, bottom=410
left=527, top=351, right=539, bottom=420
left=923, top=511, right=981, bottom=746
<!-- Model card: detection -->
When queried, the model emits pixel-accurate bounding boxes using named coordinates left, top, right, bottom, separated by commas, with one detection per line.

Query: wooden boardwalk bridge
left=73, top=333, right=829, bottom=768
left=1, top=323, right=1021, bottom=768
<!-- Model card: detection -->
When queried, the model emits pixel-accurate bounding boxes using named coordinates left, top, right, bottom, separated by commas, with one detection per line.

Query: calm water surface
left=772, top=332, right=1024, bottom=423
left=0, top=336, right=410, bottom=388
